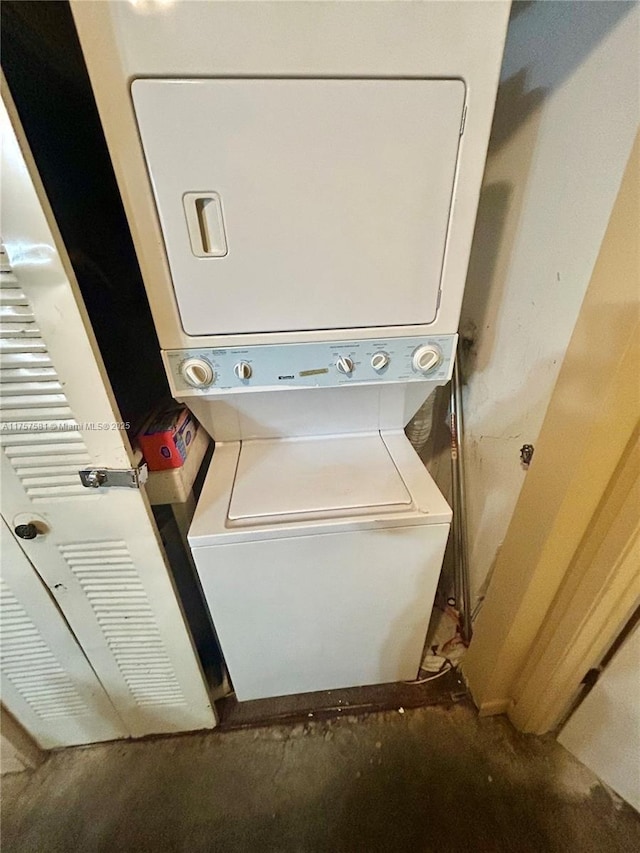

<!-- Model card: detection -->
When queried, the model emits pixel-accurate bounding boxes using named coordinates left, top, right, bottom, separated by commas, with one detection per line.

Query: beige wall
left=460, top=1, right=639, bottom=601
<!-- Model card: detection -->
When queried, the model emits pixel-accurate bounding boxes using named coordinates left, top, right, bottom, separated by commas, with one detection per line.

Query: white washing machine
left=161, top=332, right=458, bottom=700
left=190, top=433, right=450, bottom=701
left=73, top=0, right=509, bottom=701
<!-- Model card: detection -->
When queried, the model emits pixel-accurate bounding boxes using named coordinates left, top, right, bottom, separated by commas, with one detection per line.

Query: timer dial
left=412, top=345, right=442, bottom=375
left=181, top=357, right=215, bottom=388
left=336, top=356, right=355, bottom=375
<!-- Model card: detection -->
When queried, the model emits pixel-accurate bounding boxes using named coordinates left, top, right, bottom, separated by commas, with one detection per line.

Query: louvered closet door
left=0, top=518, right=127, bottom=748
left=0, top=90, right=216, bottom=741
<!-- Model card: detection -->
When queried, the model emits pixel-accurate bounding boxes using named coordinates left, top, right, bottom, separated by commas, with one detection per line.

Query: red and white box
left=138, top=404, right=197, bottom=472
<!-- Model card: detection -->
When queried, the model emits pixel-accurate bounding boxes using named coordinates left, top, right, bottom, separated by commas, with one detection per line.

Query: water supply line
left=450, top=350, right=473, bottom=644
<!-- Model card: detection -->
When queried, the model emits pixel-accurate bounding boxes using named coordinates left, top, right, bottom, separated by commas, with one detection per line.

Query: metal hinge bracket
left=79, top=464, right=148, bottom=489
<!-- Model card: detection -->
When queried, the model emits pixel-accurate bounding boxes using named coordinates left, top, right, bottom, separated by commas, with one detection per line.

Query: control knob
left=412, top=345, right=442, bottom=375
left=234, top=361, right=252, bottom=380
left=181, top=357, right=215, bottom=388
left=336, top=356, right=355, bottom=375
left=371, top=352, right=390, bottom=372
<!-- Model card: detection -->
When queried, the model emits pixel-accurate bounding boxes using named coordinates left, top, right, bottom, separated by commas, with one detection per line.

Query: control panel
left=164, top=335, right=456, bottom=394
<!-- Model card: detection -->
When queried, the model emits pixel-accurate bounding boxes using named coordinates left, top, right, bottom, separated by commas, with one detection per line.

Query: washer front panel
left=165, top=334, right=456, bottom=395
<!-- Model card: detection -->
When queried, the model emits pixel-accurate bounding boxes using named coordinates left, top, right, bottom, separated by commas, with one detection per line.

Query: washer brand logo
left=278, top=375, right=295, bottom=380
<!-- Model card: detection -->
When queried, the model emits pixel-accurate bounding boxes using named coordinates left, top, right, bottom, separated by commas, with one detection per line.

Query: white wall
left=460, top=1, right=639, bottom=601
left=558, top=621, right=640, bottom=811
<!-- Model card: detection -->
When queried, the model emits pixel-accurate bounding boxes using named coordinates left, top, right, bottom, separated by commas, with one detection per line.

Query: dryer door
left=132, top=78, right=465, bottom=336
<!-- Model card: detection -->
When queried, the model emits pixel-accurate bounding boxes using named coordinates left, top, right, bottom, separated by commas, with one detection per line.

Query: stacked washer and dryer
left=73, top=0, right=509, bottom=702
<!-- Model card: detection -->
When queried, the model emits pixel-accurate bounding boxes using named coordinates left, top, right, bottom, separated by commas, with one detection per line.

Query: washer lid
left=228, top=434, right=412, bottom=522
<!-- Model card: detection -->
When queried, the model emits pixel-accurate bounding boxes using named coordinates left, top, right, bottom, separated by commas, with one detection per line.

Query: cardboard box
left=139, top=404, right=197, bottom=471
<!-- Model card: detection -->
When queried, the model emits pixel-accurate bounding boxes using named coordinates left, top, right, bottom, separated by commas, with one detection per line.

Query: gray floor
left=2, top=701, right=639, bottom=853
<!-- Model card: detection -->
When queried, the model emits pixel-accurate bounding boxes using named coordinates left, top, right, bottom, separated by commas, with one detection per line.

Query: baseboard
left=477, top=699, right=511, bottom=717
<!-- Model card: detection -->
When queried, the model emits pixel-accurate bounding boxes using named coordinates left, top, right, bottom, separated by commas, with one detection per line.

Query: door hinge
left=460, top=104, right=467, bottom=136
left=79, top=464, right=148, bottom=489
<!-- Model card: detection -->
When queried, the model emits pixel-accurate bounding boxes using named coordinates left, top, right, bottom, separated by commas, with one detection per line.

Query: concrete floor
left=2, top=701, right=639, bottom=853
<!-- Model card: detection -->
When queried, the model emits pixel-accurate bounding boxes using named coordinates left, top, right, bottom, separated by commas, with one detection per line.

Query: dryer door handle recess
left=183, top=192, right=228, bottom=258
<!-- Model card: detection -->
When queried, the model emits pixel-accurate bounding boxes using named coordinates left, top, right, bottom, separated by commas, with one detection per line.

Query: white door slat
left=11, top=453, right=90, bottom=468
left=0, top=352, right=52, bottom=368
left=0, top=305, right=33, bottom=319
left=1, top=408, right=74, bottom=423
left=0, top=369, right=59, bottom=383
left=0, top=393, right=69, bottom=408
left=0, top=326, right=42, bottom=338
left=19, top=473, right=83, bottom=487
left=0, top=291, right=27, bottom=306
left=0, top=380, right=63, bottom=394
left=1, top=434, right=85, bottom=449
left=0, top=339, right=47, bottom=353
left=15, top=464, right=86, bottom=477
